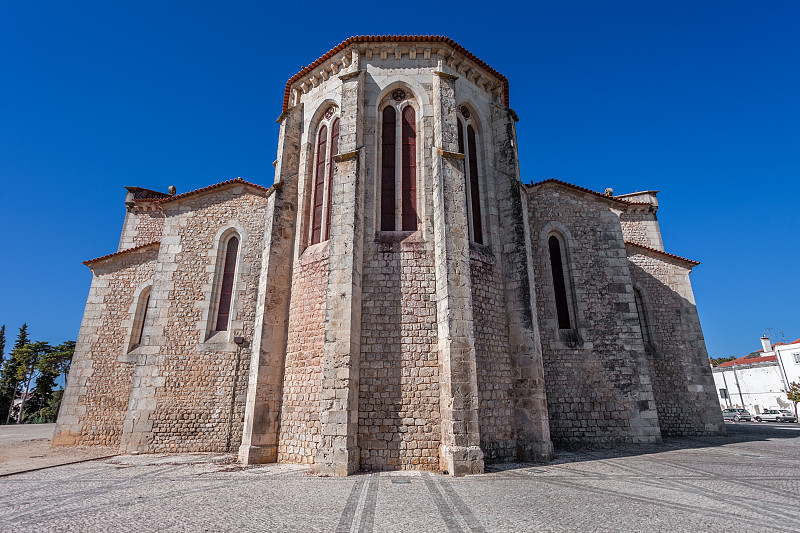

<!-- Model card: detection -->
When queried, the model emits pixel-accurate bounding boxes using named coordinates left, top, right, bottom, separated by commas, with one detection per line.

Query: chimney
left=760, top=336, right=772, bottom=353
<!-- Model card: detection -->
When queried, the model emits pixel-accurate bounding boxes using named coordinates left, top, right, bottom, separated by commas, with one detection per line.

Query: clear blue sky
left=1, top=1, right=797, bottom=359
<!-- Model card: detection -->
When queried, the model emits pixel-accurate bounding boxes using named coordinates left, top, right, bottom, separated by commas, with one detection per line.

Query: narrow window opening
left=381, top=106, right=396, bottom=231
left=310, top=126, right=327, bottom=245
left=634, top=288, right=652, bottom=346
left=137, top=293, right=150, bottom=345
left=466, top=125, right=483, bottom=244
left=548, top=235, right=571, bottom=329
left=324, top=118, right=340, bottom=241
left=401, top=105, right=417, bottom=231
left=215, top=236, right=239, bottom=332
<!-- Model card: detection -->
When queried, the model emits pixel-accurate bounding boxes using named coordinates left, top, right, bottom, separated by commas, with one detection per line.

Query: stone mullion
left=431, top=69, right=484, bottom=476
left=314, top=67, right=364, bottom=476
left=490, top=104, right=554, bottom=462
left=238, top=104, right=302, bottom=464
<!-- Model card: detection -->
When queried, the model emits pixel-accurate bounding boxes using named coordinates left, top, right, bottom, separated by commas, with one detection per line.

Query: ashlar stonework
left=54, top=36, right=725, bottom=476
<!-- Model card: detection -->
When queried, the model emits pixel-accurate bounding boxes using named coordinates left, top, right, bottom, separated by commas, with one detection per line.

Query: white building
left=712, top=336, right=800, bottom=415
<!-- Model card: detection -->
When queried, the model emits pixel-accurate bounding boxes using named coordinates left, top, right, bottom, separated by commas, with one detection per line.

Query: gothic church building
left=54, top=36, right=724, bottom=476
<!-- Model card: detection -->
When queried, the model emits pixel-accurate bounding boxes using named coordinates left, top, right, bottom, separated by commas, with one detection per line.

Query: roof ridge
left=156, top=178, right=270, bottom=204
left=83, top=241, right=160, bottom=266
left=282, top=35, right=510, bottom=112
left=624, top=241, right=701, bottom=266
left=526, top=178, right=650, bottom=206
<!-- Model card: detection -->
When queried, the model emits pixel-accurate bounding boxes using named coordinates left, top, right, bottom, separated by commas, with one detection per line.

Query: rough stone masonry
left=53, top=35, right=725, bottom=476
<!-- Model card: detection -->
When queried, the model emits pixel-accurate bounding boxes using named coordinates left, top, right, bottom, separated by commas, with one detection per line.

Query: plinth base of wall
left=313, top=446, right=360, bottom=476
left=440, top=445, right=485, bottom=476
left=238, top=444, right=277, bottom=464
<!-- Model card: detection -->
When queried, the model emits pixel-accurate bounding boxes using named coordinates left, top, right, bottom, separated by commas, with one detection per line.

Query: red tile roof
left=625, top=241, right=701, bottom=266
left=718, top=355, right=777, bottom=367
left=156, top=178, right=271, bottom=205
left=83, top=241, right=160, bottom=266
left=526, top=178, right=650, bottom=206
left=283, top=36, right=510, bottom=112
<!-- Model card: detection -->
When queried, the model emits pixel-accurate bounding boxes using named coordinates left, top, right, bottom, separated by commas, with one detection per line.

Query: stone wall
left=277, top=244, right=327, bottom=464
left=53, top=245, right=158, bottom=446
left=626, top=247, right=725, bottom=436
left=118, top=203, right=164, bottom=252
left=358, top=239, right=441, bottom=471
left=120, top=186, right=267, bottom=453
left=470, top=248, right=515, bottom=462
left=527, top=184, right=661, bottom=447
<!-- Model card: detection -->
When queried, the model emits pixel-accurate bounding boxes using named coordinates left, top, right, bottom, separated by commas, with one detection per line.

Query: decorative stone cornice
left=334, top=149, right=361, bottom=162
left=434, top=71, right=459, bottom=81
left=438, top=148, right=466, bottom=160
left=338, top=70, right=362, bottom=82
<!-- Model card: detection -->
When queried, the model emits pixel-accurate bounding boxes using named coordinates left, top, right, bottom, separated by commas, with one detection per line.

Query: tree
left=11, top=341, right=52, bottom=424
left=710, top=356, right=735, bottom=367
left=50, top=340, right=75, bottom=388
left=784, top=381, right=800, bottom=420
left=25, top=341, right=74, bottom=423
left=1, top=324, right=30, bottom=424
left=0, top=324, right=6, bottom=366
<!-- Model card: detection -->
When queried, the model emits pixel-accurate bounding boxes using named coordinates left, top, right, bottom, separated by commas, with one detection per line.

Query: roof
left=83, top=241, right=160, bottom=266
left=283, top=35, right=510, bottom=112
left=718, top=354, right=777, bottom=367
left=526, top=178, right=650, bottom=206
left=156, top=178, right=271, bottom=205
left=625, top=241, right=701, bottom=267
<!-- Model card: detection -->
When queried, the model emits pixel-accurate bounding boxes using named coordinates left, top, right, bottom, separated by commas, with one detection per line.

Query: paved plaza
left=1, top=422, right=799, bottom=532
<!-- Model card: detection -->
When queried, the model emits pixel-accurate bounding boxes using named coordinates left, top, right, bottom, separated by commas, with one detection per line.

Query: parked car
left=754, top=409, right=797, bottom=423
left=722, top=408, right=752, bottom=421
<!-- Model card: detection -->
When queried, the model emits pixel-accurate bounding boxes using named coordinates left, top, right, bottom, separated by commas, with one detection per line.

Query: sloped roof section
left=526, top=178, right=650, bottom=206
left=625, top=241, right=701, bottom=267
left=83, top=241, right=160, bottom=266
left=157, top=178, right=271, bottom=205
left=283, top=35, right=510, bottom=112
left=718, top=354, right=777, bottom=367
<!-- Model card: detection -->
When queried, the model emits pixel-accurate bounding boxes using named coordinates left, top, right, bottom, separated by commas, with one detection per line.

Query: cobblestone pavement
left=2, top=422, right=799, bottom=532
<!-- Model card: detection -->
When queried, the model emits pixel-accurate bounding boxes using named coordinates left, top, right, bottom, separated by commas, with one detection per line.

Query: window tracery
left=308, top=105, right=340, bottom=245
left=457, top=107, right=484, bottom=244
left=380, top=92, right=418, bottom=232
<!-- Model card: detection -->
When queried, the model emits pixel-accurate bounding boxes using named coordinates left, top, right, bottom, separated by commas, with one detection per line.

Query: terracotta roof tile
left=83, top=241, right=160, bottom=266
left=526, top=178, right=650, bottom=206
left=283, top=36, right=510, bottom=112
left=625, top=241, right=701, bottom=266
left=156, top=178, right=271, bottom=205
left=718, top=355, right=777, bottom=367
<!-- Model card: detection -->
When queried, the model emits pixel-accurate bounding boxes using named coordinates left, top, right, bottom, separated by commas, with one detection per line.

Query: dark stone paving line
left=357, top=473, right=379, bottom=533
left=423, top=473, right=462, bottom=533
left=0, top=454, right=119, bottom=479
left=336, top=476, right=366, bottom=533
left=437, top=478, right=486, bottom=533
left=535, top=474, right=796, bottom=531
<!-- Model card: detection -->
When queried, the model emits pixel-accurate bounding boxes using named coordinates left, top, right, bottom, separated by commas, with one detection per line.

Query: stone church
left=54, top=35, right=725, bottom=476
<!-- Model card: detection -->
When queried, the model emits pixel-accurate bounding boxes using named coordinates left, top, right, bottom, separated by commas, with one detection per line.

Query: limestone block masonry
left=54, top=36, right=724, bottom=475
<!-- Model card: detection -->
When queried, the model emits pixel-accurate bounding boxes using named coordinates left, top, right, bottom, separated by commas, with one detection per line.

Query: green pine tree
left=1, top=324, right=30, bottom=424
left=0, top=325, right=6, bottom=366
left=13, top=341, right=52, bottom=424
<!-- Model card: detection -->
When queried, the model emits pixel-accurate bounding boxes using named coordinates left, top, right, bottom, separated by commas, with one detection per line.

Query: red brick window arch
left=457, top=107, right=484, bottom=244
left=380, top=90, right=418, bottom=232
left=308, top=106, right=340, bottom=245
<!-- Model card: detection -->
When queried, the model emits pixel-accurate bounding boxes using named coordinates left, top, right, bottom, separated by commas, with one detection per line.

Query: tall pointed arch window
left=308, top=105, right=340, bottom=246
left=380, top=89, right=418, bottom=232
left=457, top=106, right=484, bottom=244
left=215, top=235, right=239, bottom=332
left=548, top=235, right=572, bottom=329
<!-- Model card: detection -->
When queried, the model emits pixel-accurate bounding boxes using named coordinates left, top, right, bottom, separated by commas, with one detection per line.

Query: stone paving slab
left=1, top=422, right=799, bottom=532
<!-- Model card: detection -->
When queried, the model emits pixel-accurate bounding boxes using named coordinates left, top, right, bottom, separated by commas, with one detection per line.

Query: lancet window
left=633, top=288, right=652, bottom=346
left=215, top=235, right=239, bottom=332
left=457, top=105, right=484, bottom=244
left=548, top=235, right=572, bottom=330
left=308, top=106, right=340, bottom=245
left=380, top=89, right=418, bottom=232
left=129, top=285, right=152, bottom=350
